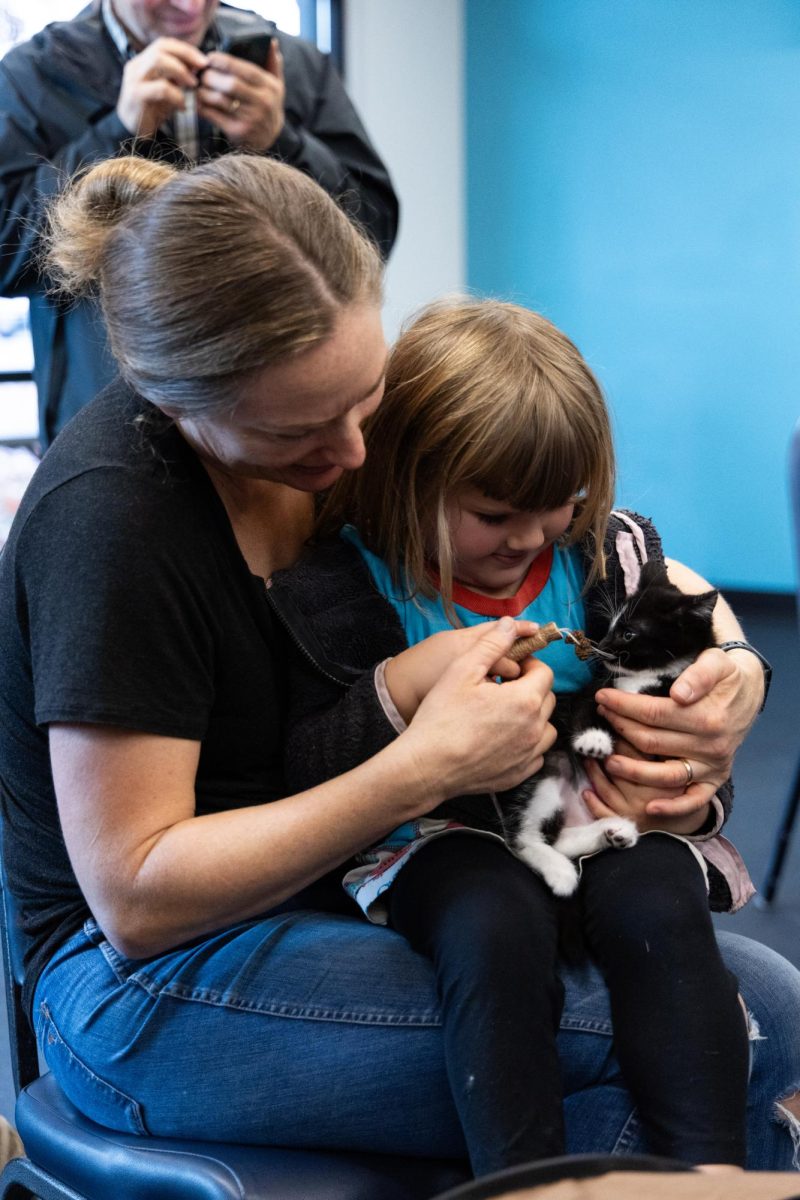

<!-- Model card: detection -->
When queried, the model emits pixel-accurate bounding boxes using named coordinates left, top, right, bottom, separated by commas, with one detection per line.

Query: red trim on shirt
left=437, top=544, right=555, bottom=617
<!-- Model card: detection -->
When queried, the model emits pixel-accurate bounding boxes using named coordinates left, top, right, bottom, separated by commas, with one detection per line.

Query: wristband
left=718, top=640, right=772, bottom=710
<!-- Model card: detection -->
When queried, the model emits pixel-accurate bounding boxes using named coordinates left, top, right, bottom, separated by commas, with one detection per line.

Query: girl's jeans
left=33, top=913, right=800, bottom=1168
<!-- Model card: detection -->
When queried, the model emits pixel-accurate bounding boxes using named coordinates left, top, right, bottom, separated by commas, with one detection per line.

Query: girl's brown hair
left=44, top=154, right=383, bottom=414
left=319, top=298, right=616, bottom=604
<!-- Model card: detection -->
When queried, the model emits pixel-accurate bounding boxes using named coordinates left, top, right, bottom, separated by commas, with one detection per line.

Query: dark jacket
left=0, top=2, right=399, bottom=444
left=267, top=512, right=747, bottom=914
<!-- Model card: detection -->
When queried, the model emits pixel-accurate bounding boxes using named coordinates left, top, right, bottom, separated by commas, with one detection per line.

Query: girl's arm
left=382, top=623, right=532, bottom=723
left=284, top=620, right=537, bottom=794
left=52, top=619, right=556, bottom=959
left=584, top=558, right=764, bottom=825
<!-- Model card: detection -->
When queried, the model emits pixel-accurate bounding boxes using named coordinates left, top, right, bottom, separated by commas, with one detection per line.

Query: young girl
left=268, top=299, right=756, bottom=1176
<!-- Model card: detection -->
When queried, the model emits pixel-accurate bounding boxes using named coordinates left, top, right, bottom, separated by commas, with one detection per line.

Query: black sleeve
left=272, top=34, right=399, bottom=258
left=0, top=50, right=132, bottom=296
left=280, top=622, right=503, bottom=833
left=17, top=469, right=219, bottom=738
left=282, top=659, right=400, bottom=794
left=269, top=540, right=407, bottom=792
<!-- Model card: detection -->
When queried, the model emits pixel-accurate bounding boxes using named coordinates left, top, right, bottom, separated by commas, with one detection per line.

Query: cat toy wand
left=507, top=623, right=597, bottom=663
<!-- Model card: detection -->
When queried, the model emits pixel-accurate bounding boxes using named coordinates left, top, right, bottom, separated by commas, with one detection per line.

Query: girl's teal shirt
left=340, top=525, right=594, bottom=694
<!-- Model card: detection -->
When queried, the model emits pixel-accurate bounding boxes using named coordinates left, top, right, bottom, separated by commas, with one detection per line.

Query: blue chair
left=759, top=417, right=800, bottom=905
left=0, top=844, right=469, bottom=1200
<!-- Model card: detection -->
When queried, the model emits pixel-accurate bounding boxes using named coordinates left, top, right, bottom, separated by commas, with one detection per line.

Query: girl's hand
left=385, top=619, right=542, bottom=725
left=593, top=645, right=762, bottom=818
left=581, top=739, right=711, bottom=835
left=399, top=618, right=557, bottom=802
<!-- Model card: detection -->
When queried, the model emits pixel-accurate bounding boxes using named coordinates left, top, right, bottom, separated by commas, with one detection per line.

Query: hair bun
left=44, top=157, right=177, bottom=294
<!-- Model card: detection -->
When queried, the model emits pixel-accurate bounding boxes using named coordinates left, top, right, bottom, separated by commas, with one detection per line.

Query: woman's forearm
left=112, top=739, right=444, bottom=957
left=52, top=622, right=556, bottom=958
left=52, top=723, right=455, bottom=959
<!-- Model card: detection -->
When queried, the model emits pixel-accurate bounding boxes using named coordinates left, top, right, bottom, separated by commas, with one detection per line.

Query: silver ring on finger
left=680, top=758, right=694, bottom=786
left=229, top=97, right=241, bottom=114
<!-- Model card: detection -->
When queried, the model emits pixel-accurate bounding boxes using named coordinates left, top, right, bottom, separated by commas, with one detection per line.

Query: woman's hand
left=593, top=645, right=762, bottom=819
left=581, top=738, right=711, bottom=835
left=587, top=558, right=764, bottom=821
left=398, top=617, right=558, bottom=800
left=384, top=618, right=542, bottom=724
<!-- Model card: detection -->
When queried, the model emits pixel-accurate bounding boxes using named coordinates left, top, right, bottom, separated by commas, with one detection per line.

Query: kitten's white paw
left=603, top=818, right=638, bottom=849
left=572, top=728, right=614, bottom=759
left=539, top=856, right=580, bottom=897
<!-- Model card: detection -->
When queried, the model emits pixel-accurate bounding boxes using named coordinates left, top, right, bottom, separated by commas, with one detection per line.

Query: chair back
left=0, top=828, right=41, bottom=1096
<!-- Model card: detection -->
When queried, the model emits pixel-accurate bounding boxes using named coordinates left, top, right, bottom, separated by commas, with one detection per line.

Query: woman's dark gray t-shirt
left=0, top=381, right=287, bottom=1016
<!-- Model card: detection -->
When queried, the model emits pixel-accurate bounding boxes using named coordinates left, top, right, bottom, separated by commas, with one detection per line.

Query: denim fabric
left=33, top=915, right=800, bottom=1168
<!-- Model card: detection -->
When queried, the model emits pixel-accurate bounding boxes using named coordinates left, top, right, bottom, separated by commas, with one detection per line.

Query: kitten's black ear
left=675, top=586, right=718, bottom=623
left=691, top=588, right=718, bottom=621
left=638, top=559, right=669, bottom=588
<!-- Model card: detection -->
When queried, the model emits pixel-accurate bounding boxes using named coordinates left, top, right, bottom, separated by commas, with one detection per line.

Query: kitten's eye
left=621, top=630, right=635, bottom=642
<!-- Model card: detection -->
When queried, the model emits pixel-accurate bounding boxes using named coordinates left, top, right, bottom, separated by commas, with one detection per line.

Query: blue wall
left=466, top=0, right=800, bottom=591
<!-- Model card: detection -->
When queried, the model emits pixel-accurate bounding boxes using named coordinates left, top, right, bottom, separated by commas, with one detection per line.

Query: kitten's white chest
left=613, top=656, right=693, bottom=694
left=614, top=669, right=661, bottom=693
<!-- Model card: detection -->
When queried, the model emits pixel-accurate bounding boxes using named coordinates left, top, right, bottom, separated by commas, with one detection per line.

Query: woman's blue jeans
left=33, top=912, right=800, bottom=1168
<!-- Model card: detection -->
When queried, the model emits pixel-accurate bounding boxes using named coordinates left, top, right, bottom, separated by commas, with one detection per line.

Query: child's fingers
left=645, top=784, right=717, bottom=817
left=582, top=790, right=617, bottom=820
left=461, top=618, right=546, bottom=687
left=489, top=655, right=523, bottom=680
left=581, top=756, right=630, bottom=816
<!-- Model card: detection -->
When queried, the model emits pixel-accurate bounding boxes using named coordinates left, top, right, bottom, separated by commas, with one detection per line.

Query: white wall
left=344, top=0, right=465, bottom=340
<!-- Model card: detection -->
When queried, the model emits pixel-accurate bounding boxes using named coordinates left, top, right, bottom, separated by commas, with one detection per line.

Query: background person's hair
left=44, top=154, right=384, bottom=415
left=319, top=298, right=616, bottom=610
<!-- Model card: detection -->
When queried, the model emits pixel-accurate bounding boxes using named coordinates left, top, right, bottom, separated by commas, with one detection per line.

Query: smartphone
left=219, top=31, right=273, bottom=68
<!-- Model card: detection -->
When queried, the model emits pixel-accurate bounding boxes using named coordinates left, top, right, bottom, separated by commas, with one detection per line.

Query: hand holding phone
left=198, top=28, right=284, bottom=151
left=219, top=32, right=273, bottom=69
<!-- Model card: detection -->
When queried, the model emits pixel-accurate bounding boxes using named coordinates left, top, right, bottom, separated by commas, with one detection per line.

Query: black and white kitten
left=503, top=560, right=718, bottom=896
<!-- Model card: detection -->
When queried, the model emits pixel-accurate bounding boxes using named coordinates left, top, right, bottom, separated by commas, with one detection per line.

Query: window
left=0, top=0, right=341, bottom=446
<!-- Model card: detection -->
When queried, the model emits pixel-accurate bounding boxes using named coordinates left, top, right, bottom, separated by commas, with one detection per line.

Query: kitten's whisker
left=558, top=629, right=615, bottom=662
left=558, top=627, right=583, bottom=645
left=597, top=593, right=615, bottom=620
left=589, top=647, right=615, bottom=661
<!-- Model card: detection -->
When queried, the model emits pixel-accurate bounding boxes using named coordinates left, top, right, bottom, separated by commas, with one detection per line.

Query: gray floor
left=0, top=592, right=798, bottom=1130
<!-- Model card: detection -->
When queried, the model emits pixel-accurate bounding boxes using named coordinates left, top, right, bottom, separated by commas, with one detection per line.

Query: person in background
left=0, top=0, right=398, bottom=447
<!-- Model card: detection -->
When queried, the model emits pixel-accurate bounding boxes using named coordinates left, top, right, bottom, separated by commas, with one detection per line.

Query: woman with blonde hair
left=0, top=155, right=796, bottom=1172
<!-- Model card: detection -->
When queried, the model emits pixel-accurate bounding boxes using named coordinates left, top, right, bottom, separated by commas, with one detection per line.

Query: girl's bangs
left=470, top=417, right=589, bottom=514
